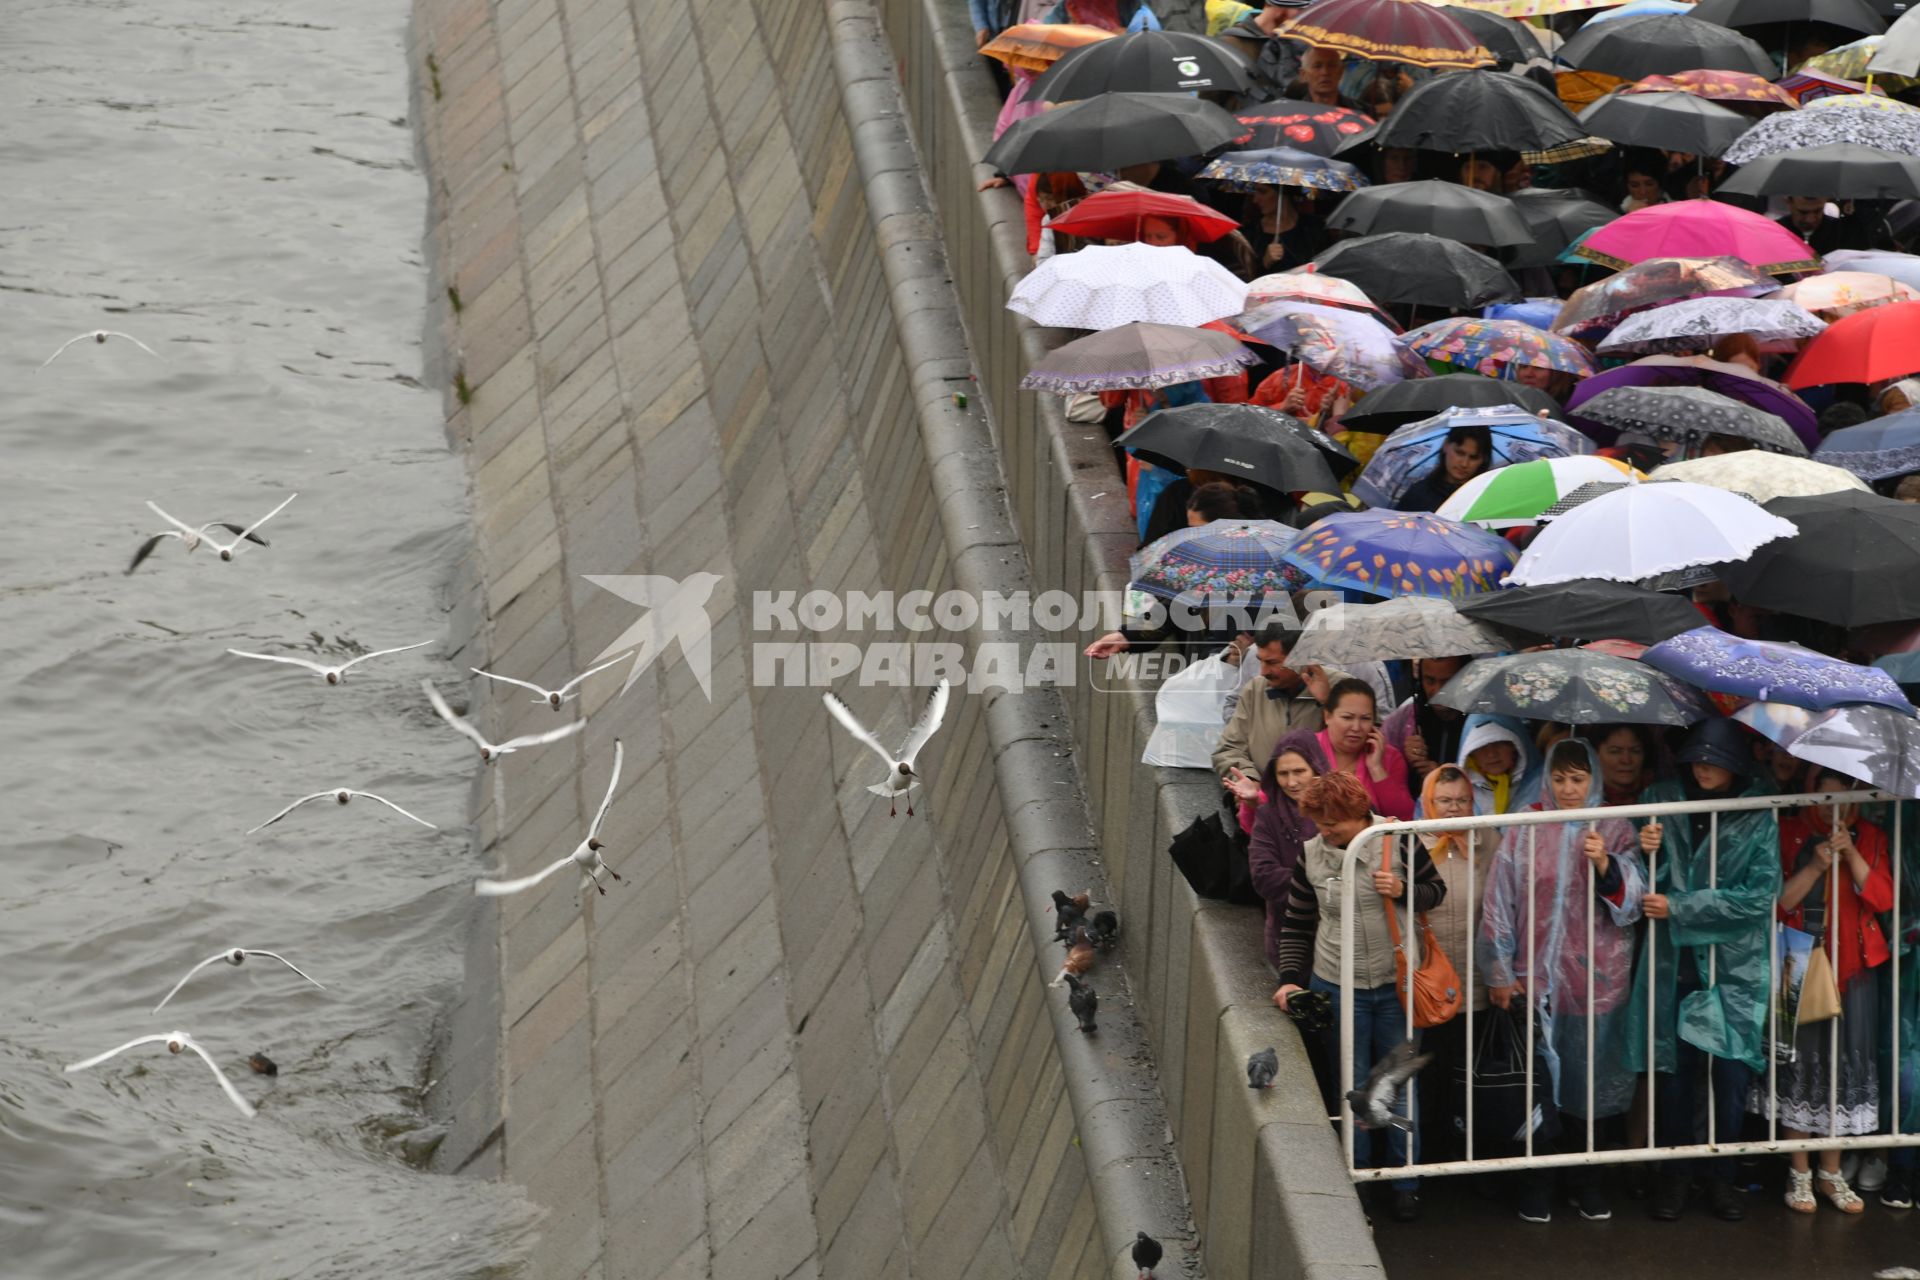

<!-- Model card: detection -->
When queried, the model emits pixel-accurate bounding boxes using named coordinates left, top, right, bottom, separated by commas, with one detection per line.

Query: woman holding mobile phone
left=1315, top=677, right=1415, bottom=821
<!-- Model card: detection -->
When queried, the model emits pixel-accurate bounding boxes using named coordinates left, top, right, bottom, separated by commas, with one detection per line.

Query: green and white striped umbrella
left=1437, top=455, right=1643, bottom=528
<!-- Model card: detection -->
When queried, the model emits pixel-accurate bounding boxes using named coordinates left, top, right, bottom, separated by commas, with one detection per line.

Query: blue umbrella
left=1642, top=625, right=1915, bottom=714
left=1482, top=298, right=1562, bottom=330
left=1130, top=519, right=1310, bottom=607
left=1353, top=406, right=1596, bottom=509
left=1198, top=147, right=1368, bottom=194
left=1814, top=407, right=1920, bottom=481
left=1283, top=509, right=1517, bottom=599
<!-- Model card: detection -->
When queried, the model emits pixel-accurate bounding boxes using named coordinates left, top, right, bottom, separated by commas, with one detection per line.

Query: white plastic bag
left=1142, top=652, right=1240, bottom=769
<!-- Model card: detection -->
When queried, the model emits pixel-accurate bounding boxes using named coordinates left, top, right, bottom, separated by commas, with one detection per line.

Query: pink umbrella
left=1570, top=200, right=1821, bottom=276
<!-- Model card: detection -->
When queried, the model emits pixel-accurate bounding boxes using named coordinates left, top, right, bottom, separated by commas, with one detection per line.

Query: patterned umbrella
left=1458, top=578, right=1710, bottom=644
left=1020, top=323, right=1257, bottom=394
left=1285, top=596, right=1519, bottom=667
left=1551, top=256, right=1777, bottom=334
left=1509, top=482, right=1798, bottom=585
left=1572, top=202, right=1820, bottom=276
left=1724, top=94, right=1920, bottom=164
left=979, top=23, right=1116, bottom=74
left=1008, top=244, right=1249, bottom=330
left=1774, top=69, right=1883, bottom=104
left=1577, top=386, right=1809, bottom=455
left=1778, top=271, right=1920, bottom=321
left=1282, top=0, right=1495, bottom=68
left=1355, top=406, right=1597, bottom=507
left=1405, top=316, right=1599, bottom=378
left=1431, top=649, right=1716, bottom=725
left=1565, top=354, right=1822, bottom=450
left=1438, top=455, right=1644, bottom=527
left=1229, top=104, right=1377, bottom=156
left=1785, top=705, right=1920, bottom=798
left=1130, top=520, right=1305, bottom=606
left=1283, top=510, right=1518, bottom=598
left=1622, top=70, right=1799, bottom=110
left=1648, top=453, right=1868, bottom=502
left=1642, top=626, right=1914, bottom=713
left=1232, top=300, right=1426, bottom=390
left=1198, top=147, right=1368, bottom=193
left=1048, top=189, right=1242, bottom=244
left=1814, top=408, right=1920, bottom=480
left=1804, top=36, right=1920, bottom=92
left=1596, top=297, right=1827, bottom=355
left=1245, top=268, right=1385, bottom=316
left=1446, top=0, right=1630, bottom=20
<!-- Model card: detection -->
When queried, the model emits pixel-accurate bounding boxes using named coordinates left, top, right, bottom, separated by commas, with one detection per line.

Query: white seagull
left=476, top=739, right=625, bottom=897
left=247, top=788, right=437, bottom=834
left=65, top=1030, right=257, bottom=1118
left=41, top=329, right=163, bottom=368
left=822, top=678, right=950, bottom=817
left=128, top=493, right=296, bottom=573
left=152, top=947, right=327, bottom=1014
left=227, top=640, right=432, bottom=685
left=470, top=655, right=626, bottom=709
left=422, top=679, right=585, bottom=762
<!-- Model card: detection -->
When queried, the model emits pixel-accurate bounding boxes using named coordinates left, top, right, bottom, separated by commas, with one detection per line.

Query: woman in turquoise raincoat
left=1622, top=717, right=1783, bottom=1224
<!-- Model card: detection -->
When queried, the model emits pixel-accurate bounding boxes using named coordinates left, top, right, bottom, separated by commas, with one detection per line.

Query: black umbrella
left=1719, top=142, right=1920, bottom=199
left=1031, top=30, right=1252, bottom=101
left=1325, top=180, right=1532, bottom=247
left=1432, top=649, right=1715, bottom=725
left=982, top=93, right=1245, bottom=176
left=1555, top=15, right=1777, bottom=78
left=1715, top=490, right=1920, bottom=626
left=1578, top=386, right=1809, bottom=455
left=1367, top=70, right=1590, bottom=155
left=1578, top=91, right=1752, bottom=158
left=1457, top=579, right=1710, bottom=644
left=1440, top=5, right=1546, bottom=63
left=1505, top=187, right=1619, bottom=269
left=1692, top=0, right=1885, bottom=36
left=1116, top=403, right=1347, bottom=493
left=1311, top=233, right=1521, bottom=310
left=1342, top=373, right=1562, bottom=432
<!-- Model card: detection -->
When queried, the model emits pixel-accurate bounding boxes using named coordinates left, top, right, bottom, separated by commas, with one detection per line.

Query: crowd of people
left=970, top=0, right=1920, bottom=1238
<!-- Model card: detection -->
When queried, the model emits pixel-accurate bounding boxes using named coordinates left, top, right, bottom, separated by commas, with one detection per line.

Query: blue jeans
left=1655, top=1027, right=1752, bottom=1183
left=1313, top=973, right=1421, bottom=1190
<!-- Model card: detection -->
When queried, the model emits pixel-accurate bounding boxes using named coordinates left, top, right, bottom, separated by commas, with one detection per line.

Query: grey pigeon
left=1064, top=973, right=1097, bottom=1034
left=1087, top=909, right=1119, bottom=950
left=1049, top=888, right=1091, bottom=938
left=1347, top=1040, right=1431, bottom=1132
left=1246, top=1046, right=1278, bottom=1089
left=1132, top=1231, right=1163, bottom=1278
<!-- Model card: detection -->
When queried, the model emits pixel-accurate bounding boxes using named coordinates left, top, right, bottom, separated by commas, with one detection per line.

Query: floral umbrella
left=1355, top=406, right=1597, bottom=508
left=1198, top=147, right=1368, bottom=193
left=1595, top=297, right=1827, bottom=355
left=1404, top=316, right=1598, bottom=378
left=1232, top=299, right=1426, bottom=390
left=1647, top=453, right=1869, bottom=502
left=1778, top=270, right=1920, bottom=320
left=1804, top=36, right=1920, bottom=92
left=1283, top=509, right=1519, bottom=598
left=1284, top=596, right=1519, bottom=667
left=1437, top=455, right=1643, bottom=527
left=1621, top=70, right=1799, bottom=110
left=1130, top=520, right=1306, bottom=606
left=1431, top=649, right=1715, bottom=725
left=1724, top=93, right=1920, bottom=164
left=1642, top=625, right=1914, bottom=713
left=1551, top=256, right=1777, bottom=335
left=1229, top=103, right=1376, bottom=155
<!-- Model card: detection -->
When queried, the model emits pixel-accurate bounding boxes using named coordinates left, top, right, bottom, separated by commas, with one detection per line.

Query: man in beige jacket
left=1211, top=622, right=1341, bottom=787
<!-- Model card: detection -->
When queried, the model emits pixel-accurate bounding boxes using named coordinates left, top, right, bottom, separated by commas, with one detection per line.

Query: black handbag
left=1452, top=1006, right=1561, bottom=1149
left=1168, top=804, right=1263, bottom=906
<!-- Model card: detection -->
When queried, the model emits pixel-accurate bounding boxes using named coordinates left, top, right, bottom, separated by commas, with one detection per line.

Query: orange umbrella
left=1621, top=70, right=1800, bottom=111
left=979, top=22, right=1115, bottom=74
left=1556, top=68, right=1626, bottom=111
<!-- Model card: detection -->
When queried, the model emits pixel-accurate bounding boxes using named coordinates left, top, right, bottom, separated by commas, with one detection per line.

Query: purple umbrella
left=1566, top=355, right=1820, bottom=451
left=1641, top=625, right=1915, bottom=714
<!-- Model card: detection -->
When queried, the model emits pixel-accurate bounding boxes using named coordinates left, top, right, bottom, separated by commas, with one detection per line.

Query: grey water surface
left=0, top=0, right=540, bottom=1274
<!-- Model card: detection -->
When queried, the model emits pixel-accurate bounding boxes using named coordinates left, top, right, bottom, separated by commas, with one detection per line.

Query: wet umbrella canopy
left=1506, top=188, right=1619, bottom=268
left=1279, top=0, right=1495, bottom=68
left=1784, top=705, right=1920, bottom=798
left=1555, top=14, right=1777, bottom=78
left=1284, top=596, right=1520, bottom=666
left=1325, top=180, right=1532, bottom=247
left=982, top=93, right=1244, bottom=176
left=1311, top=233, right=1521, bottom=309
left=1458, top=578, right=1710, bottom=643
left=1432, top=649, right=1715, bottom=725
left=1690, top=0, right=1885, bottom=37
left=1714, top=490, right=1920, bottom=626
left=1365, top=69, right=1591, bottom=154
left=1342, top=373, right=1561, bottom=432
left=1576, top=385, right=1809, bottom=454
left=1229, top=102, right=1377, bottom=155
left=1552, top=256, right=1778, bottom=335
left=1642, top=625, right=1914, bottom=713
left=1439, top=5, right=1546, bottom=63
left=1115, top=403, right=1347, bottom=493
left=1722, top=144, right=1920, bottom=200
left=1019, top=323, right=1256, bottom=394
left=1578, top=91, right=1753, bottom=157
left=1030, top=29, right=1252, bottom=100
left=1284, top=509, right=1519, bottom=598
left=1814, top=407, right=1920, bottom=479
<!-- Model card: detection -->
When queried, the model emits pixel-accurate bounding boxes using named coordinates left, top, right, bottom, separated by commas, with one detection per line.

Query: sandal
left=1817, top=1168, right=1866, bottom=1214
left=1785, top=1168, right=1816, bottom=1214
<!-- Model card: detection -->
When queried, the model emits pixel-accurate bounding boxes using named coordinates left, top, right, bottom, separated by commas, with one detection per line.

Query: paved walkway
left=409, top=0, right=1116, bottom=1277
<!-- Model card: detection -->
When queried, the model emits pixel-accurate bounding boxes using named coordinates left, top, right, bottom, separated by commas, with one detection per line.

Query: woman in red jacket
left=1752, top=765, right=1894, bottom=1215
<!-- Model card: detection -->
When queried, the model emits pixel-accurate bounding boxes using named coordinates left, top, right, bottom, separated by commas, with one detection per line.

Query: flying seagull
left=247, top=788, right=436, bottom=834
left=153, top=947, right=327, bottom=1014
left=42, top=329, right=163, bottom=368
left=65, top=1031, right=256, bottom=1118
left=128, top=494, right=296, bottom=572
left=421, top=680, right=585, bottom=762
left=476, top=739, right=625, bottom=897
left=821, top=678, right=950, bottom=816
left=226, top=640, right=431, bottom=685
left=470, top=654, right=626, bottom=709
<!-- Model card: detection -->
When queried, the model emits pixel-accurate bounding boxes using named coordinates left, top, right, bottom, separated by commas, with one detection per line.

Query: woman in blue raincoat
left=1456, top=713, right=1543, bottom=818
left=1480, top=738, right=1647, bottom=1223
left=1621, top=716, right=1783, bottom=1224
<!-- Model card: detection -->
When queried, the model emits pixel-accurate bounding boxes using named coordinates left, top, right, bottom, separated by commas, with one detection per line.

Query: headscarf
left=1258, top=729, right=1330, bottom=838
left=1417, top=763, right=1477, bottom=862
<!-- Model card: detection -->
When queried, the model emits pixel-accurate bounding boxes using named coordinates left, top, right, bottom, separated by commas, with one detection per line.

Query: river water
left=0, top=0, right=539, bottom=1274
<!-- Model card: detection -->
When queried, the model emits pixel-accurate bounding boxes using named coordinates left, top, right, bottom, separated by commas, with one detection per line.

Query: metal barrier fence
left=1333, top=789, right=1918, bottom=1180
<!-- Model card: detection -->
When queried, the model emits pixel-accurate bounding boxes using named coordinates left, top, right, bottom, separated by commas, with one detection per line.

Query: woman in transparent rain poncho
left=1479, top=739, right=1649, bottom=1225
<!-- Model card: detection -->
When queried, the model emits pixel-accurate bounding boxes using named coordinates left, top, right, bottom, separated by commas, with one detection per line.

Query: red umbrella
left=1048, top=188, right=1241, bottom=244
left=1230, top=102, right=1376, bottom=155
left=1282, top=0, right=1494, bottom=68
left=1784, top=300, right=1920, bottom=388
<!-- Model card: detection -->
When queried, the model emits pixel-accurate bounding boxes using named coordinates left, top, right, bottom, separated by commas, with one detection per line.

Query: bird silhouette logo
left=584, top=572, right=724, bottom=700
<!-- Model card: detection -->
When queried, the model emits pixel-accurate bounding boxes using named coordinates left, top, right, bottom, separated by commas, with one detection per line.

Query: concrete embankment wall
left=872, top=3, right=1389, bottom=1278
left=405, top=0, right=1201, bottom=1276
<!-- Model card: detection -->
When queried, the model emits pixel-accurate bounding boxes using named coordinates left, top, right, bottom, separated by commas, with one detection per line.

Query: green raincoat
left=1622, top=779, right=1783, bottom=1075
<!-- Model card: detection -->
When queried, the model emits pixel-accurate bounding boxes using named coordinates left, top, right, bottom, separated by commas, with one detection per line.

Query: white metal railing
left=1330, top=788, right=1914, bottom=1181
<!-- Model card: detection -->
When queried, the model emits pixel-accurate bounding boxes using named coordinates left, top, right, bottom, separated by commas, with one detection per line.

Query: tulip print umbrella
left=1283, top=509, right=1519, bottom=598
